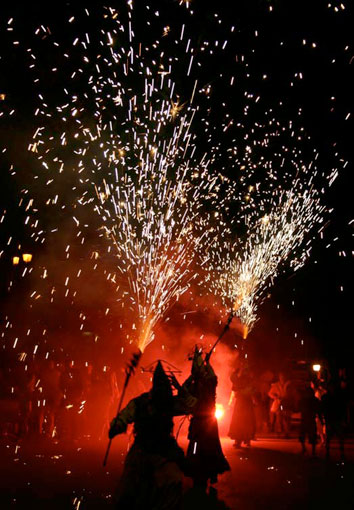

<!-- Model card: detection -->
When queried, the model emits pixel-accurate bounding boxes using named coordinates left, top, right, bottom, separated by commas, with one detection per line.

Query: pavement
left=0, top=433, right=353, bottom=509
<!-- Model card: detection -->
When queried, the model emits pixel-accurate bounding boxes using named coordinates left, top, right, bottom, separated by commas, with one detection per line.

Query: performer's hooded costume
left=228, top=366, right=256, bottom=446
left=109, top=361, right=194, bottom=510
left=183, top=349, right=230, bottom=487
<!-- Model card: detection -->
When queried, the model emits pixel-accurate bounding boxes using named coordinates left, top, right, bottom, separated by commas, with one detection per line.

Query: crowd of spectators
left=0, top=353, right=352, bottom=462
left=228, top=363, right=352, bottom=459
left=0, top=356, right=118, bottom=442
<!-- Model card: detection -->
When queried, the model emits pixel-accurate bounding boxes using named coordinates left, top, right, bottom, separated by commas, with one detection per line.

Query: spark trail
left=13, top=5, right=232, bottom=351
left=0, top=1, right=350, bottom=359
left=207, top=182, right=325, bottom=336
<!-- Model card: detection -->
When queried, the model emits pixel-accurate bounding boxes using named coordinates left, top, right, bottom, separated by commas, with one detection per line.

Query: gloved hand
left=109, top=417, right=125, bottom=439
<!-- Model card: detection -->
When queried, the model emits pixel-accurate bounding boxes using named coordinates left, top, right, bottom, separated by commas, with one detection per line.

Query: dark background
left=0, top=0, right=352, bottom=372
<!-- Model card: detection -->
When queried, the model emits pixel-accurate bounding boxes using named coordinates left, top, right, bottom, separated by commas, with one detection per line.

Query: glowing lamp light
left=12, top=256, right=20, bottom=265
left=312, top=364, right=321, bottom=372
left=22, top=253, right=32, bottom=263
left=0, top=93, right=6, bottom=101
left=215, top=403, right=225, bottom=420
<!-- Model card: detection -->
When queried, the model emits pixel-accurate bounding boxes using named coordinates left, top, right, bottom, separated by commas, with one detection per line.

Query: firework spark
left=207, top=183, right=325, bottom=335
left=92, top=110, right=219, bottom=351
left=0, top=1, right=350, bottom=361
left=11, top=5, right=232, bottom=352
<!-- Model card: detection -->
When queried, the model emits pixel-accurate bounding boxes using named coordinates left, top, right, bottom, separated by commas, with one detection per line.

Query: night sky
left=0, top=0, right=353, bottom=373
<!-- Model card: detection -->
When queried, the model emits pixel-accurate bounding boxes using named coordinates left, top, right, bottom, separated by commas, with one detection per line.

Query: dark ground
left=0, top=432, right=353, bottom=510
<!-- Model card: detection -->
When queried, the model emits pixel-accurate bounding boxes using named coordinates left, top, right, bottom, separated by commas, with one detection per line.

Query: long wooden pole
left=103, top=350, right=142, bottom=466
left=205, top=310, right=235, bottom=362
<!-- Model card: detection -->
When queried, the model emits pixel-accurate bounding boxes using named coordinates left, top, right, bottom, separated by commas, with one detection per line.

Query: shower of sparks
left=0, top=0, right=351, bottom=360
left=92, top=109, right=221, bottom=351
left=1, top=4, right=239, bottom=352
left=207, top=182, right=326, bottom=335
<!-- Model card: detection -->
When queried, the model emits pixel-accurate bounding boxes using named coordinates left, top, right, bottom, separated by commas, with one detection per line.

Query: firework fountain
left=206, top=176, right=326, bottom=343
left=0, top=4, right=242, bottom=355
left=0, top=2, right=352, bottom=506
left=0, top=1, right=345, bottom=362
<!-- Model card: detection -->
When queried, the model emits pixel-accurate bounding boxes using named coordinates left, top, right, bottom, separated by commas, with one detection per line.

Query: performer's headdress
left=151, top=360, right=173, bottom=408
